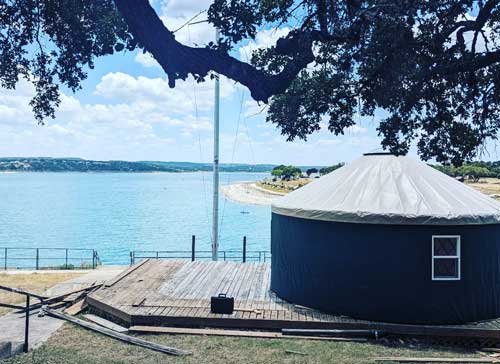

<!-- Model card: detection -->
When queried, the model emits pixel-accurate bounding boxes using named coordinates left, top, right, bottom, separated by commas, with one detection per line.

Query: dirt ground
left=257, top=178, right=312, bottom=194
left=0, top=272, right=83, bottom=315
left=466, top=178, right=500, bottom=199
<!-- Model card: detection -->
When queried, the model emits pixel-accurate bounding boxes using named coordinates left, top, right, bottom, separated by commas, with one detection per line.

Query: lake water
left=0, top=172, right=271, bottom=265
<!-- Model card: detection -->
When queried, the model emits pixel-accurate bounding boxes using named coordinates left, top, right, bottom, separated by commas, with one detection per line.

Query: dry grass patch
left=466, top=178, right=500, bottom=199
left=0, top=272, right=82, bottom=315
left=3, top=324, right=480, bottom=364
left=258, top=178, right=312, bottom=194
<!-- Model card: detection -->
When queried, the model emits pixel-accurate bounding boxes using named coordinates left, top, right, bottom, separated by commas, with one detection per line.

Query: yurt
left=271, top=153, right=500, bottom=324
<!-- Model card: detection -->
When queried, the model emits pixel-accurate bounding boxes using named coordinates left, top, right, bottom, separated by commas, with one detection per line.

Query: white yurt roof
left=271, top=153, right=500, bottom=225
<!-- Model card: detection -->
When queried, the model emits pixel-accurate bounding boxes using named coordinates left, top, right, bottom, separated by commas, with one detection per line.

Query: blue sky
left=0, top=0, right=496, bottom=165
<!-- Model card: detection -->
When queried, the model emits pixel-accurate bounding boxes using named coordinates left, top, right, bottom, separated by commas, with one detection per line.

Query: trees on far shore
left=319, top=164, right=345, bottom=176
left=306, top=168, right=318, bottom=177
left=271, top=165, right=302, bottom=181
left=432, top=163, right=496, bottom=180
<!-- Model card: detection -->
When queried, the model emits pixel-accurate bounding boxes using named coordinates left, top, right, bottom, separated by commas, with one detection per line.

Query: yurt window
left=432, top=236, right=461, bottom=280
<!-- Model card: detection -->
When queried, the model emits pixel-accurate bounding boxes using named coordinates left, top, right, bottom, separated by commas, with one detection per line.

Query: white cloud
left=0, top=75, right=386, bottom=164
left=316, top=139, right=343, bottom=147
left=134, top=52, right=162, bottom=69
left=345, top=125, right=368, bottom=135
left=158, top=0, right=215, bottom=46
left=0, top=76, right=227, bottom=160
left=94, top=72, right=235, bottom=116
left=239, top=27, right=290, bottom=62
left=163, top=15, right=215, bottom=46
left=160, top=0, right=212, bottom=18
left=243, top=99, right=267, bottom=118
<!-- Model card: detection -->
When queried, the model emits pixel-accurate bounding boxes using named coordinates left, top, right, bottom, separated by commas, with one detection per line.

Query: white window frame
left=432, top=235, right=461, bottom=281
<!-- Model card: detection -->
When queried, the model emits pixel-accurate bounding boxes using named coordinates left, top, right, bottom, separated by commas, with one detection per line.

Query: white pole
left=211, top=28, right=220, bottom=261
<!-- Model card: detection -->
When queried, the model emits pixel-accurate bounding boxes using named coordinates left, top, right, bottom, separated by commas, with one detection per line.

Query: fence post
left=65, top=249, right=68, bottom=268
left=130, top=252, right=134, bottom=265
left=35, top=249, right=39, bottom=271
left=243, top=236, right=247, bottom=263
left=191, top=235, right=195, bottom=261
left=92, top=251, right=96, bottom=269
left=4, top=248, right=7, bottom=270
left=24, top=295, right=30, bottom=353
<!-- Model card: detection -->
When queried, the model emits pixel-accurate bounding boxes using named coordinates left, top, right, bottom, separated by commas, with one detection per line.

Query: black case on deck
left=211, top=293, right=234, bottom=314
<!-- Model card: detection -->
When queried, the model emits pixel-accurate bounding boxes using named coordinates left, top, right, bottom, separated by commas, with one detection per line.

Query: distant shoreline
left=0, top=157, right=277, bottom=174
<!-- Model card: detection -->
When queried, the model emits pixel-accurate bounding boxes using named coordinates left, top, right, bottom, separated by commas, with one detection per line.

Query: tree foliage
left=271, top=164, right=302, bottom=180
left=2, top=1, right=500, bottom=165
left=433, top=161, right=500, bottom=178
left=306, top=167, right=318, bottom=176
left=319, top=163, right=345, bottom=175
left=0, top=0, right=134, bottom=122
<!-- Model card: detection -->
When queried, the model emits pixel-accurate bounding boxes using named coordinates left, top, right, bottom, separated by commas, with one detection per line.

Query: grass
left=2, top=324, right=480, bottom=364
left=0, top=272, right=83, bottom=315
left=257, top=178, right=312, bottom=194
left=466, top=177, right=500, bottom=199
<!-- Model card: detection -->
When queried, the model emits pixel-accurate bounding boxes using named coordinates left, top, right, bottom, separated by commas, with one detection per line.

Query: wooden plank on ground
left=44, top=308, right=190, bottom=356
left=373, top=357, right=494, bottom=363
left=83, top=314, right=129, bottom=333
left=129, top=326, right=367, bottom=342
left=25, top=284, right=101, bottom=312
left=282, top=328, right=376, bottom=338
left=130, top=326, right=281, bottom=338
left=64, top=298, right=87, bottom=316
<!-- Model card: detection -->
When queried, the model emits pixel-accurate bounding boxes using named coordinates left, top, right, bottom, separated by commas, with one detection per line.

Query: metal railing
left=130, top=250, right=271, bottom=265
left=130, top=235, right=270, bottom=265
left=0, top=285, right=47, bottom=352
left=0, top=247, right=100, bottom=270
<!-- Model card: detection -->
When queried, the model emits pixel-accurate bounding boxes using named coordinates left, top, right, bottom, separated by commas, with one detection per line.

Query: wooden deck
left=87, top=259, right=500, bottom=339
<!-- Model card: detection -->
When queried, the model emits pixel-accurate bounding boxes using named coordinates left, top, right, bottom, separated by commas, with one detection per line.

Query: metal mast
left=211, top=28, right=220, bottom=261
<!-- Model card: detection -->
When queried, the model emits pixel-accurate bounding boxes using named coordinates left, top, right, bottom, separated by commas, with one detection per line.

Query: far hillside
left=0, top=158, right=276, bottom=173
left=0, top=157, right=323, bottom=173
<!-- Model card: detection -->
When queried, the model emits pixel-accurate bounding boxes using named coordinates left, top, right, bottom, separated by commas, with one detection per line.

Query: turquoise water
left=0, top=172, right=271, bottom=265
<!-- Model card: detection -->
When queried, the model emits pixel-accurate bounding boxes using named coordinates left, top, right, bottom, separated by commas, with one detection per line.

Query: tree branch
left=432, top=49, right=500, bottom=76
left=113, top=0, right=316, bottom=102
left=450, top=0, right=499, bottom=53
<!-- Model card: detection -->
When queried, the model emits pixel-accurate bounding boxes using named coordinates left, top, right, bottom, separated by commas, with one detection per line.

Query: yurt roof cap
left=271, top=153, right=500, bottom=225
left=363, top=152, right=395, bottom=156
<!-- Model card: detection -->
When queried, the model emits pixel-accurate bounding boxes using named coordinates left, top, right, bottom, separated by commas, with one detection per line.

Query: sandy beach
left=221, top=182, right=285, bottom=206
